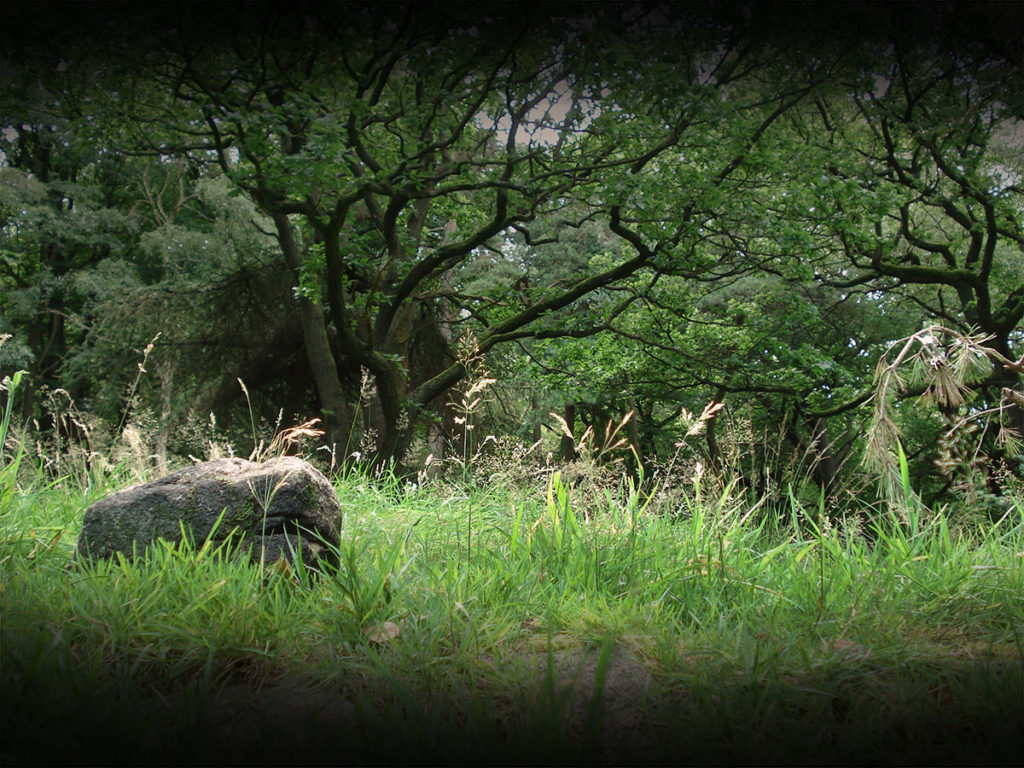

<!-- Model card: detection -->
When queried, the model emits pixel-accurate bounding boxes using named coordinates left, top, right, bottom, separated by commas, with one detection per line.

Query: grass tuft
left=1, top=431, right=1022, bottom=764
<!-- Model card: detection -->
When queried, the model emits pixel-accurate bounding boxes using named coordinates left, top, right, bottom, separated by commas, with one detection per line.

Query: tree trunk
left=786, top=415, right=847, bottom=500
left=560, top=403, right=577, bottom=461
left=805, top=417, right=845, bottom=498
left=154, top=357, right=174, bottom=475
left=368, top=297, right=460, bottom=470
left=532, top=393, right=543, bottom=445
left=705, top=387, right=727, bottom=472
left=625, top=374, right=642, bottom=467
left=270, top=213, right=356, bottom=456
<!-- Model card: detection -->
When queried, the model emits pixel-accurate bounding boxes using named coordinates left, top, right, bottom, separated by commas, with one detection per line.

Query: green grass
left=2, top=464, right=1022, bottom=766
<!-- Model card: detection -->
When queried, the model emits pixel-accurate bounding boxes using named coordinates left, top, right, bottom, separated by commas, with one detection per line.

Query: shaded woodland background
left=1, top=2, right=1021, bottom=517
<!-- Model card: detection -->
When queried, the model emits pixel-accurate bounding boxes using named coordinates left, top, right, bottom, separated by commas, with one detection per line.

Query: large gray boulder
left=76, top=457, right=342, bottom=568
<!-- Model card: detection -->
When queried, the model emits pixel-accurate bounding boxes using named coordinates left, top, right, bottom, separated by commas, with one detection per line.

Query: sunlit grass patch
left=1, top=458, right=1021, bottom=765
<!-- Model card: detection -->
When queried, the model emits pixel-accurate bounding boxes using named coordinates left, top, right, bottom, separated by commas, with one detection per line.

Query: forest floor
left=2, top=468, right=1022, bottom=765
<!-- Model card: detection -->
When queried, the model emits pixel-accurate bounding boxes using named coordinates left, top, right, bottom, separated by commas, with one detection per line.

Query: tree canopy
left=2, top=2, right=1021, bottom=510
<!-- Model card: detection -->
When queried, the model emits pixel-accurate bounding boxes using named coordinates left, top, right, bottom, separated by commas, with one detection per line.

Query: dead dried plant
left=548, top=409, right=636, bottom=466
left=865, top=324, right=1023, bottom=503
left=657, top=401, right=727, bottom=486
left=254, top=418, right=326, bottom=462
left=115, top=333, right=161, bottom=442
left=678, top=401, right=727, bottom=441
left=542, top=410, right=640, bottom=519
left=447, top=332, right=497, bottom=480
left=237, top=378, right=326, bottom=463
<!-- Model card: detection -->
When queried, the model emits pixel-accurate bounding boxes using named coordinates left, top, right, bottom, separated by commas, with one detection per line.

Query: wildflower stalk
left=115, top=333, right=161, bottom=449
left=449, top=332, right=496, bottom=564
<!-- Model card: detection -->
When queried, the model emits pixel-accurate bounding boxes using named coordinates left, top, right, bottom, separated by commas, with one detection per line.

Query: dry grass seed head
left=549, top=410, right=635, bottom=463
left=257, top=418, right=325, bottom=461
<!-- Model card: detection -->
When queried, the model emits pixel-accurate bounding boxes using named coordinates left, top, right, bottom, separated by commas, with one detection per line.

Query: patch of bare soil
left=201, top=678, right=359, bottom=763
left=10, top=651, right=1017, bottom=766
left=519, top=645, right=656, bottom=762
left=193, top=649, right=660, bottom=765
